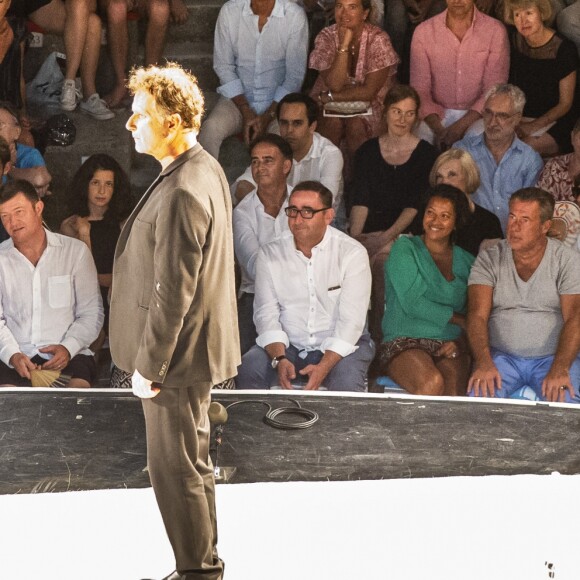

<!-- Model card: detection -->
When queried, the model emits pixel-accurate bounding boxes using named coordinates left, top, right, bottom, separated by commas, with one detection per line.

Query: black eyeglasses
left=285, top=207, right=331, bottom=219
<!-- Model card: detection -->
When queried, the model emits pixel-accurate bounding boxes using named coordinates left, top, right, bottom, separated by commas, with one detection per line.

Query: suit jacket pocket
left=132, top=218, right=155, bottom=309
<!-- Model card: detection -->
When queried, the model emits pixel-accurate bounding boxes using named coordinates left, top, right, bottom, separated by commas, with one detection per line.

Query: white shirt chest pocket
left=326, top=285, right=342, bottom=306
left=48, top=275, right=73, bottom=309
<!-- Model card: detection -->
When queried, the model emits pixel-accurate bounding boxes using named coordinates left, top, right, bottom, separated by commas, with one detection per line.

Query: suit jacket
left=109, top=144, right=241, bottom=386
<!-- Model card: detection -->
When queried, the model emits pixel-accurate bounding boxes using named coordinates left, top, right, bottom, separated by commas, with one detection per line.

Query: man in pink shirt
left=410, top=0, right=509, bottom=148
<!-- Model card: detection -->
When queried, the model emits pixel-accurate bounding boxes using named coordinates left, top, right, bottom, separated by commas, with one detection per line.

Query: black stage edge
left=1, top=389, right=580, bottom=495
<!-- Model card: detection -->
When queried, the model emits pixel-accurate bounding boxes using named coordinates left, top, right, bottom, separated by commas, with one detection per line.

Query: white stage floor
left=1, top=474, right=577, bottom=579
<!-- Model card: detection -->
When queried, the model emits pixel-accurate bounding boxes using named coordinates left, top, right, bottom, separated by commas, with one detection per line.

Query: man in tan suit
left=109, top=63, right=240, bottom=580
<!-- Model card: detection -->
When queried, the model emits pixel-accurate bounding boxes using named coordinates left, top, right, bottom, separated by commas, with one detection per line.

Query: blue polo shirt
left=454, top=133, right=543, bottom=233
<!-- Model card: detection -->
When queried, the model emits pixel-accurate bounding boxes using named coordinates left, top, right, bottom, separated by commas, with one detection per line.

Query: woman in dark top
left=505, top=0, right=578, bottom=155
left=350, top=84, right=438, bottom=340
left=60, top=154, right=133, bottom=333
left=430, top=148, right=503, bottom=256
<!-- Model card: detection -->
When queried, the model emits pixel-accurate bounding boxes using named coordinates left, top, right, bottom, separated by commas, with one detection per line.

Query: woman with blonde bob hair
left=429, top=148, right=503, bottom=256
left=505, top=0, right=578, bottom=155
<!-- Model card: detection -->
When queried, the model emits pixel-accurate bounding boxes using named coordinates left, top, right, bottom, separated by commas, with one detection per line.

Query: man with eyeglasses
left=233, top=133, right=293, bottom=354
left=454, top=83, right=543, bottom=233
left=236, top=180, right=374, bottom=391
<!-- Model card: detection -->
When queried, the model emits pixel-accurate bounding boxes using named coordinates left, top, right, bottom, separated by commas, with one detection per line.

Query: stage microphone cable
left=224, top=398, right=319, bottom=430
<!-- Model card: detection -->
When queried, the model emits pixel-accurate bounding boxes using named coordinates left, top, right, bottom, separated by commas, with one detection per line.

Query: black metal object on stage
left=1, top=390, right=580, bottom=494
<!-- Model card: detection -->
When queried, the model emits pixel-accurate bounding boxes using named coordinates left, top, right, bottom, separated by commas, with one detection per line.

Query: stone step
left=168, top=0, right=224, bottom=44
left=148, top=41, right=217, bottom=93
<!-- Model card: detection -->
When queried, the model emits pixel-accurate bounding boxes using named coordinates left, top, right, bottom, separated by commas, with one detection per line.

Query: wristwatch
left=271, top=355, right=287, bottom=369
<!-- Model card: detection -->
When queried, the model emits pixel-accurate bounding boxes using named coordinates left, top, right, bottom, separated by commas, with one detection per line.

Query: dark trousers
left=237, top=292, right=257, bottom=356
left=142, top=383, right=223, bottom=579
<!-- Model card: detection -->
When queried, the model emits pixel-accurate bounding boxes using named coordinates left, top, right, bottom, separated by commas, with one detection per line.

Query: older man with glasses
left=454, top=83, right=544, bottom=233
left=236, top=180, right=374, bottom=392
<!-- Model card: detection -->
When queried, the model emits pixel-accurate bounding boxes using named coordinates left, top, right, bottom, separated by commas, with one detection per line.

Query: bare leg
left=63, top=0, right=97, bottom=82
left=79, top=11, right=102, bottom=97
left=144, top=0, right=170, bottom=65
left=387, top=349, right=446, bottom=396
left=101, top=0, right=130, bottom=107
left=28, top=0, right=66, bottom=34
left=434, top=354, right=471, bottom=396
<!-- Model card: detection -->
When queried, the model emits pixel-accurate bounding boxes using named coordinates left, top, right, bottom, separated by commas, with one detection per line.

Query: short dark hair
left=422, top=184, right=471, bottom=238
left=291, top=180, right=333, bottom=208
left=0, top=135, right=10, bottom=168
left=0, top=179, right=40, bottom=206
left=250, top=133, right=293, bottom=161
left=510, top=187, right=555, bottom=222
left=66, top=154, right=133, bottom=222
left=277, top=93, right=318, bottom=125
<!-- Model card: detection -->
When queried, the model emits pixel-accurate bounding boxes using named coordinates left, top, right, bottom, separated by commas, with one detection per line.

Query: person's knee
left=87, top=12, right=102, bottom=35
left=235, top=347, right=270, bottom=389
left=417, top=371, right=445, bottom=396
left=65, top=0, right=95, bottom=17
left=325, top=368, right=368, bottom=392
left=107, top=0, right=129, bottom=20
left=148, top=0, right=170, bottom=23
left=201, top=110, right=229, bottom=136
left=68, top=378, right=91, bottom=388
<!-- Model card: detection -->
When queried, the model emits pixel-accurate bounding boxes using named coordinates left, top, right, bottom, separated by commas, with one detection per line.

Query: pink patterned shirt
left=537, top=154, right=575, bottom=202
left=309, top=23, right=399, bottom=136
left=410, top=8, right=509, bottom=120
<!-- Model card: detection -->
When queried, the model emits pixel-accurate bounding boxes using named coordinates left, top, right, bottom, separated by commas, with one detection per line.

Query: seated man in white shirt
left=234, top=133, right=293, bottom=354
left=0, top=180, right=104, bottom=387
left=198, top=0, right=308, bottom=159
left=236, top=180, right=374, bottom=392
left=232, top=93, right=344, bottom=222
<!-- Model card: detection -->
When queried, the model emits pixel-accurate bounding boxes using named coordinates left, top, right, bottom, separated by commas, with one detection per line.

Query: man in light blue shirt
left=454, top=84, right=543, bottom=233
left=198, top=0, right=308, bottom=159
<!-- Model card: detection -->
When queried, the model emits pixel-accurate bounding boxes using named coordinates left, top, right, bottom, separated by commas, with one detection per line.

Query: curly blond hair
left=127, top=62, right=205, bottom=133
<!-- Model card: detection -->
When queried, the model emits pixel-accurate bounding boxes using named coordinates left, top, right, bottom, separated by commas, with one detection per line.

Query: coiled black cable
left=225, top=398, right=319, bottom=430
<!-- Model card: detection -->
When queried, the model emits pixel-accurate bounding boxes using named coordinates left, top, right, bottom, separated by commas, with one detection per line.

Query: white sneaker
left=60, top=79, right=79, bottom=111
left=80, top=93, right=115, bottom=121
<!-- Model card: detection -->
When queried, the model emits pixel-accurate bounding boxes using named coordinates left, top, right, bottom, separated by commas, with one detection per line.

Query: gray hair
left=484, top=83, right=526, bottom=115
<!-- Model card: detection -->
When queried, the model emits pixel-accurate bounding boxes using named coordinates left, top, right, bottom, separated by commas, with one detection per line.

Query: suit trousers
left=142, top=383, right=224, bottom=579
